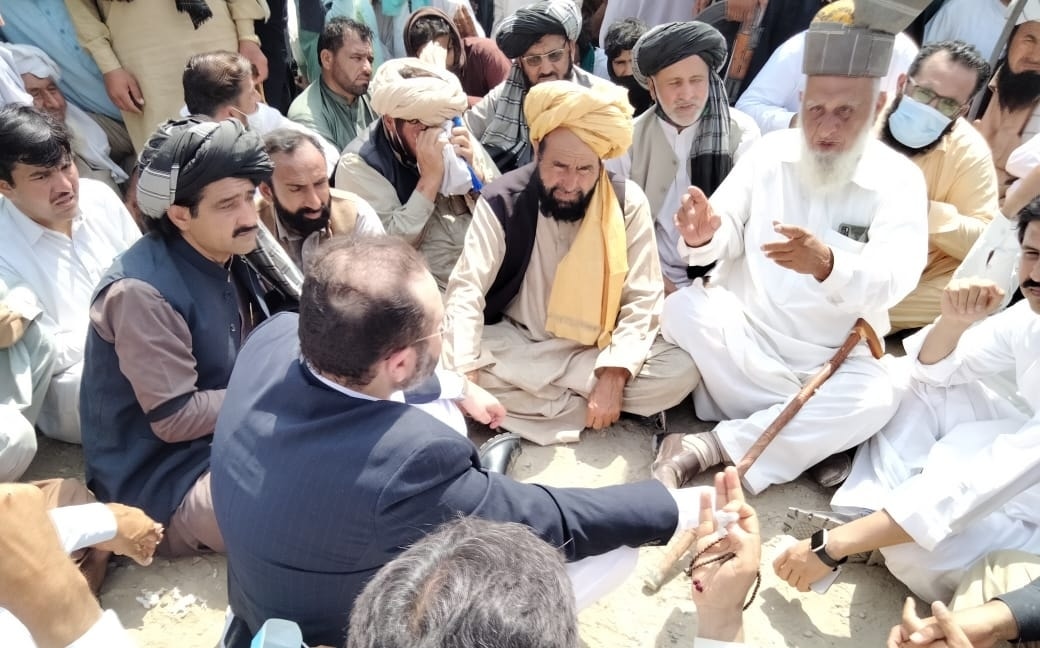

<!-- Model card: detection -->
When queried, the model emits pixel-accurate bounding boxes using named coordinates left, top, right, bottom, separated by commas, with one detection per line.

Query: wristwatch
left=810, top=529, right=847, bottom=570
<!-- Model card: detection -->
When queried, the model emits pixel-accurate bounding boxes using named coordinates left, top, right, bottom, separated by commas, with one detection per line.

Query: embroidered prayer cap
left=368, top=57, right=468, bottom=126
left=494, top=0, right=582, bottom=59
left=136, top=118, right=272, bottom=220
left=803, top=0, right=931, bottom=78
left=0, top=43, right=61, bottom=82
left=630, top=21, right=729, bottom=90
left=524, top=80, right=633, bottom=160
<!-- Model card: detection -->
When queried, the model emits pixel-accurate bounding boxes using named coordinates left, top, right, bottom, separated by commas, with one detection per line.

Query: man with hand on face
left=777, top=200, right=1040, bottom=607
left=880, top=40, right=999, bottom=332
left=442, top=81, right=697, bottom=446
left=465, top=0, right=614, bottom=172
left=80, top=119, right=277, bottom=559
left=336, top=57, right=498, bottom=290
left=259, top=128, right=383, bottom=270
left=623, top=21, right=760, bottom=295
left=653, top=0, right=929, bottom=494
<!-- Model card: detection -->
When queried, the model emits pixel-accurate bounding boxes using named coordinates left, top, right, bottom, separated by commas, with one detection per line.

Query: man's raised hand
left=674, top=187, right=721, bottom=248
left=761, top=222, right=834, bottom=281
left=940, top=278, right=1004, bottom=327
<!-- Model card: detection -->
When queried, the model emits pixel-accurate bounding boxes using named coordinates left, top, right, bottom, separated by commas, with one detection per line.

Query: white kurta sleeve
left=441, top=198, right=506, bottom=373
left=48, top=503, right=117, bottom=554
left=733, top=34, right=803, bottom=134
left=65, top=609, right=135, bottom=648
left=676, top=144, right=756, bottom=267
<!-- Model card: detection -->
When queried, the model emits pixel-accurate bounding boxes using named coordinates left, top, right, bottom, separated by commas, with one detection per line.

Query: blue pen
left=453, top=116, right=483, bottom=192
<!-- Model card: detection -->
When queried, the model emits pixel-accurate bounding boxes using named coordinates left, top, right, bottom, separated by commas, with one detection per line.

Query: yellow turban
left=522, top=81, right=634, bottom=349
left=369, top=57, right=468, bottom=125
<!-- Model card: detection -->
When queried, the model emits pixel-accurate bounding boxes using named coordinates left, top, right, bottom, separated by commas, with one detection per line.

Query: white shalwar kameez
left=661, top=129, right=929, bottom=495
left=832, top=301, right=1040, bottom=603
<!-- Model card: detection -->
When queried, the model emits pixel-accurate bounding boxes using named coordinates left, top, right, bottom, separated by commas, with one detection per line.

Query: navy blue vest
left=80, top=234, right=260, bottom=524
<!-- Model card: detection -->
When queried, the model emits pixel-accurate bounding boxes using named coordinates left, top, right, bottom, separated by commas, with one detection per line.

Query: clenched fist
left=940, top=278, right=1004, bottom=327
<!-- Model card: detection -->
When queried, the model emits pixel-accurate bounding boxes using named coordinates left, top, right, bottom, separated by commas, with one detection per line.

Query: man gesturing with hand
left=652, top=0, right=929, bottom=495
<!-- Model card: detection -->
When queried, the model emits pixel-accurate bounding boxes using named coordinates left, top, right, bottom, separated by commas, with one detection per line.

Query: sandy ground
left=23, top=403, right=911, bottom=648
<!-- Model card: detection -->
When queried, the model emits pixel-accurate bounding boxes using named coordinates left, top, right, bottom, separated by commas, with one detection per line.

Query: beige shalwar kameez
left=442, top=180, right=699, bottom=445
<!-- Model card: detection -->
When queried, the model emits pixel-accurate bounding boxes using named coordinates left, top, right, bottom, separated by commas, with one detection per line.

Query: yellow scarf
left=524, top=81, right=634, bottom=349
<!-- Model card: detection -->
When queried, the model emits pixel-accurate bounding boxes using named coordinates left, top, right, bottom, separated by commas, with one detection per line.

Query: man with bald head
left=442, top=81, right=698, bottom=446
left=81, top=118, right=278, bottom=558
left=336, top=57, right=498, bottom=290
left=654, top=0, right=930, bottom=494
left=465, top=0, right=614, bottom=172
left=623, top=21, right=760, bottom=295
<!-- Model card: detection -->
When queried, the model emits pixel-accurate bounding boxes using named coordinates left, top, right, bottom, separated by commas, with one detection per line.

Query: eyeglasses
left=521, top=47, right=568, bottom=68
left=413, top=319, right=449, bottom=345
left=904, top=78, right=967, bottom=118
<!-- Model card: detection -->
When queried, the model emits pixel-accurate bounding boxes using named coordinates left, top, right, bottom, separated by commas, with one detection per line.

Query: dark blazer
left=998, top=576, right=1040, bottom=642
left=210, top=312, right=679, bottom=647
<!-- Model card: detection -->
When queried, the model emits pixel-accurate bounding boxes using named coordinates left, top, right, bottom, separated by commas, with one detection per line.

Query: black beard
left=272, top=192, right=331, bottom=237
left=534, top=170, right=595, bottom=222
left=878, top=94, right=955, bottom=157
left=996, top=62, right=1040, bottom=113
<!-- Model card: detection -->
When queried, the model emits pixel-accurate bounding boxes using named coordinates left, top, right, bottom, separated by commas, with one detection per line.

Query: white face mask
left=887, top=95, right=953, bottom=149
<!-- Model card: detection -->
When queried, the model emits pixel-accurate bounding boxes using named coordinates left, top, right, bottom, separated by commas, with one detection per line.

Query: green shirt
left=287, top=78, right=378, bottom=151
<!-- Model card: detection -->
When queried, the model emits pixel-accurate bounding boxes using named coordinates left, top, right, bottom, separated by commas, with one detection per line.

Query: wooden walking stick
left=643, top=318, right=883, bottom=593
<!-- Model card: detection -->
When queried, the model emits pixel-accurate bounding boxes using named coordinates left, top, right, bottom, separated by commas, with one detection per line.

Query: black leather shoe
left=807, top=452, right=853, bottom=489
left=650, top=433, right=704, bottom=489
left=478, top=432, right=522, bottom=475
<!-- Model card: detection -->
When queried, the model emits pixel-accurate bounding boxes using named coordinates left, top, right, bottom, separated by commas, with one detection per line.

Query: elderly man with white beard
left=652, top=0, right=931, bottom=495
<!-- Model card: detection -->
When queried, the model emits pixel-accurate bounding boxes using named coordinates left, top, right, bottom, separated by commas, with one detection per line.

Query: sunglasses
left=521, top=47, right=568, bottom=67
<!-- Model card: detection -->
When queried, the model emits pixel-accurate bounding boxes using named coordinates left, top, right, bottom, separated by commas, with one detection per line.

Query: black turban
left=137, top=118, right=273, bottom=220
left=631, top=21, right=728, bottom=89
left=494, top=0, right=582, bottom=60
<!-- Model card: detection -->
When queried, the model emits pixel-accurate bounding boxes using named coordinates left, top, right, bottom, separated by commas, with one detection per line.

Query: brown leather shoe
left=807, top=452, right=853, bottom=489
left=650, top=433, right=704, bottom=489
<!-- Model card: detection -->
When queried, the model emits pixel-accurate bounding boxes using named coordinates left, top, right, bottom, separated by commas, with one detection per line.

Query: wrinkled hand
left=674, top=186, right=721, bottom=248
left=94, top=503, right=163, bottom=566
left=888, top=599, right=977, bottom=648
left=458, top=379, right=506, bottom=429
left=585, top=367, right=628, bottom=430
left=239, top=40, right=268, bottom=83
left=725, top=0, right=766, bottom=23
left=415, top=127, right=447, bottom=180
left=772, top=536, right=832, bottom=592
left=940, top=278, right=1004, bottom=327
left=761, top=222, right=833, bottom=281
left=450, top=126, right=476, bottom=169
left=0, top=484, right=103, bottom=648
left=103, top=68, right=144, bottom=114
left=0, top=305, right=27, bottom=349
left=692, top=467, right=760, bottom=641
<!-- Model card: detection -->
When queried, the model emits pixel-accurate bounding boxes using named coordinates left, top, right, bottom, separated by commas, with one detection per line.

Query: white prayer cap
left=1012, top=0, right=1040, bottom=24
left=0, top=43, right=60, bottom=82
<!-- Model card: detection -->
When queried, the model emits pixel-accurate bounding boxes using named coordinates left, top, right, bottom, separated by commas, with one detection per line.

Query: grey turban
left=494, top=0, right=582, bottom=59
left=631, top=21, right=729, bottom=89
left=136, top=118, right=273, bottom=220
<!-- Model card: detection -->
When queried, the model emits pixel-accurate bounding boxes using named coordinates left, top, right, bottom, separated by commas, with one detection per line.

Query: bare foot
left=94, top=503, right=164, bottom=565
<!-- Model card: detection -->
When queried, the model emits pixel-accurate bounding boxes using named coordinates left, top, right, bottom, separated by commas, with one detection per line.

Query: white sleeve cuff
left=49, top=503, right=117, bottom=554
left=66, top=610, right=134, bottom=648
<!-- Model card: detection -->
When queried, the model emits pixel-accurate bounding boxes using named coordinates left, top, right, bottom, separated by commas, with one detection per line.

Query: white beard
left=796, top=115, right=875, bottom=195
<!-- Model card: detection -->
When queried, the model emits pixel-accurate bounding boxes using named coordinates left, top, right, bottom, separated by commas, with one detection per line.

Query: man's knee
left=0, top=407, right=37, bottom=481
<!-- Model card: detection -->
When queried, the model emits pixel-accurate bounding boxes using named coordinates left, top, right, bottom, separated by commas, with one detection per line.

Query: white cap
left=1011, top=0, right=1040, bottom=25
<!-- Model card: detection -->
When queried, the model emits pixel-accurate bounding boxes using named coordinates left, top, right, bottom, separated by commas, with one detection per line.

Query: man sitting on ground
left=775, top=200, right=1040, bottom=604
left=442, top=81, right=698, bottom=445
left=0, top=106, right=140, bottom=445
left=654, top=0, right=928, bottom=493
left=211, top=234, right=703, bottom=647
left=259, top=128, right=383, bottom=270
left=81, top=119, right=277, bottom=558
left=625, top=21, right=759, bottom=295
left=881, top=40, right=999, bottom=332
left=336, top=57, right=497, bottom=290
left=464, top=0, right=613, bottom=172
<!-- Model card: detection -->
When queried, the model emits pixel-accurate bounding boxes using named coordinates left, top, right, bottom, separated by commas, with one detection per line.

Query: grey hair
left=347, top=517, right=579, bottom=648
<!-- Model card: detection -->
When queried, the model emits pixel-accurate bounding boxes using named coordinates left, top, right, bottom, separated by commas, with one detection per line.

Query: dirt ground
left=23, top=403, right=911, bottom=648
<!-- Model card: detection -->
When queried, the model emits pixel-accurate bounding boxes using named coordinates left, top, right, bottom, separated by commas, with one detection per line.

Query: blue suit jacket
left=210, top=313, right=679, bottom=647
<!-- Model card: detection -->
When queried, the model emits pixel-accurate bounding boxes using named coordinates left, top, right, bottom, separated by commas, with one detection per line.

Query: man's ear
left=0, top=179, right=13, bottom=199
left=647, top=78, right=658, bottom=103
left=319, top=48, right=333, bottom=72
left=896, top=73, right=907, bottom=94
left=258, top=181, right=273, bottom=202
left=166, top=204, right=193, bottom=233
left=383, top=346, right=415, bottom=386
left=875, top=90, right=888, bottom=116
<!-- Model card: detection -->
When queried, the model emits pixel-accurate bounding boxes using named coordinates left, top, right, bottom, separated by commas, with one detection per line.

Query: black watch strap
left=810, top=528, right=847, bottom=569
